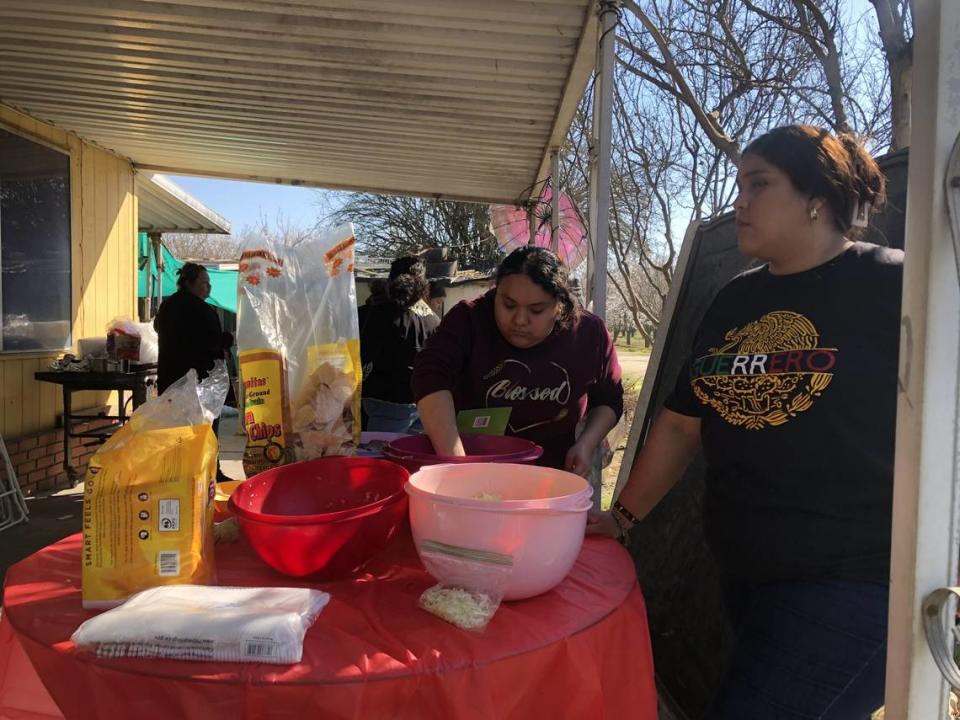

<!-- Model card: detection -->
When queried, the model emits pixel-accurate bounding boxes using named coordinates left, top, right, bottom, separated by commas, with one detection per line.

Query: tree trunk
left=889, top=56, right=912, bottom=150
left=871, top=0, right=913, bottom=149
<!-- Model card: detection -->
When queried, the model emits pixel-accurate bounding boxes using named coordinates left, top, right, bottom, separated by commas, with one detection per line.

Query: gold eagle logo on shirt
left=691, top=311, right=836, bottom=430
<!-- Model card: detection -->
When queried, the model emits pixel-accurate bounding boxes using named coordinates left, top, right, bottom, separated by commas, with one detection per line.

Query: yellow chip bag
left=81, top=370, right=223, bottom=609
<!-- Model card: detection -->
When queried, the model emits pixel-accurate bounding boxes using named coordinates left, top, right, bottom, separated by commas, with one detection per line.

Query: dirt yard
left=600, top=344, right=650, bottom=509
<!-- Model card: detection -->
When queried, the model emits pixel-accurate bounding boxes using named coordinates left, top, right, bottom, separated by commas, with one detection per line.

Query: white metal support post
left=588, top=0, right=618, bottom=321
left=586, top=104, right=598, bottom=310
left=886, top=0, right=960, bottom=716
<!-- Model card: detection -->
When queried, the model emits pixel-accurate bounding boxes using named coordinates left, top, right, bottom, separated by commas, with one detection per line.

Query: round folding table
left=1, top=531, right=656, bottom=719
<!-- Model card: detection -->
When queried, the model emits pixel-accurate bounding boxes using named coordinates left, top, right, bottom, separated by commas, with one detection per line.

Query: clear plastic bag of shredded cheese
left=417, top=540, right=513, bottom=631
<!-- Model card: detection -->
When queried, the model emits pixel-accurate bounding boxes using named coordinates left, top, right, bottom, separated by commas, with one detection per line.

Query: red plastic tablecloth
left=1, top=531, right=656, bottom=719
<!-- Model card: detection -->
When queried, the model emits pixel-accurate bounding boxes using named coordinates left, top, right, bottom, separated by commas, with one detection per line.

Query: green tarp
left=138, top=233, right=237, bottom=314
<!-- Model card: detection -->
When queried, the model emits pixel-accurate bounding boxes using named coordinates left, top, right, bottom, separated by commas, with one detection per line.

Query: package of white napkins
left=72, top=585, right=330, bottom=664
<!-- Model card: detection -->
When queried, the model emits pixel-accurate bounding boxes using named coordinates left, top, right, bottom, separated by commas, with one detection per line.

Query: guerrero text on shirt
left=666, top=242, right=903, bottom=583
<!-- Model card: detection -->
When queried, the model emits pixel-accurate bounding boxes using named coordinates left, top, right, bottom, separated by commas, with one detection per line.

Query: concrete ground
left=218, top=410, right=248, bottom=482
left=0, top=486, right=83, bottom=583
left=0, top=413, right=248, bottom=583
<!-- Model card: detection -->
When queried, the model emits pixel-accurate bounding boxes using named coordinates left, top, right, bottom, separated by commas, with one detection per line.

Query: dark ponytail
left=836, top=132, right=887, bottom=230
left=176, top=262, right=206, bottom=290
left=743, top=124, right=887, bottom=235
left=495, top=246, right=579, bottom=328
left=385, top=256, right=428, bottom=309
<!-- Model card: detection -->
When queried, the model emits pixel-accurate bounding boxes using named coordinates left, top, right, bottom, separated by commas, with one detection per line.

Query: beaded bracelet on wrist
left=612, top=499, right=640, bottom=526
left=610, top=510, right=630, bottom=548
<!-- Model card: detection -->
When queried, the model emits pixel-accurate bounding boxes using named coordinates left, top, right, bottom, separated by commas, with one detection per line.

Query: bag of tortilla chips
left=237, top=224, right=361, bottom=476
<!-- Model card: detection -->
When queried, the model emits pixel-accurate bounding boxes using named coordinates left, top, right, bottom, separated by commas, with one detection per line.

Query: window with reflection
left=0, top=127, right=71, bottom=352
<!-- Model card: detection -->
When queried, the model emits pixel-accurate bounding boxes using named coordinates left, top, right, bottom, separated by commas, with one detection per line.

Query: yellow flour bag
left=81, top=367, right=226, bottom=609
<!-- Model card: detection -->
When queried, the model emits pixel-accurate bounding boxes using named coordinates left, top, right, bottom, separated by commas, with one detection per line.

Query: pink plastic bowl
left=405, top=463, right=592, bottom=600
left=229, top=457, right=409, bottom=578
left=384, top=434, right=543, bottom=473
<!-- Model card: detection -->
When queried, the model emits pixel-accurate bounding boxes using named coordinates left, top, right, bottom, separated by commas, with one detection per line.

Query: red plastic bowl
left=229, top=457, right=409, bottom=578
left=383, top=433, right=543, bottom=473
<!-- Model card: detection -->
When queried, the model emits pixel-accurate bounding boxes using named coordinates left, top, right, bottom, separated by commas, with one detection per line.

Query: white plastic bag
left=72, top=585, right=331, bottom=664
left=417, top=540, right=513, bottom=631
left=196, top=360, right=230, bottom=423
left=135, top=321, right=159, bottom=363
left=104, top=317, right=159, bottom=363
left=237, top=225, right=362, bottom=476
left=106, top=316, right=141, bottom=361
left=125, top=363, right=229, bottom=437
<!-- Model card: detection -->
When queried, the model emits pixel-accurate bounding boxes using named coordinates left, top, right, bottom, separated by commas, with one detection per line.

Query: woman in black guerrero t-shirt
left=590, top=125, right=901, bottom=719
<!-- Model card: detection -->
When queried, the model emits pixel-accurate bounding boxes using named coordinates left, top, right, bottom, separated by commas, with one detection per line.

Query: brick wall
left=2, top=418, right=119, bottom=496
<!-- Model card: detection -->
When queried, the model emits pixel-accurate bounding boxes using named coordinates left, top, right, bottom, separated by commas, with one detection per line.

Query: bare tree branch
left=622, top=0, right=742, bottom=162
left=318, top=193, right=501, bottom=271
left=163, top=233, right=239, bottom=261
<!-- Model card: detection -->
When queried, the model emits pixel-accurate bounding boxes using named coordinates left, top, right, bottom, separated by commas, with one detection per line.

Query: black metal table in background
left=34, top=364, right=157, bottom=482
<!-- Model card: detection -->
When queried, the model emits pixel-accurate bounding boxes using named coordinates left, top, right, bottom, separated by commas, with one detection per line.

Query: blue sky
left=169, top=175, right=324, bottom=235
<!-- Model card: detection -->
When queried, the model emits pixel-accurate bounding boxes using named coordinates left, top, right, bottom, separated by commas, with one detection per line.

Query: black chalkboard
left=625, top=149, right=908, bottom=719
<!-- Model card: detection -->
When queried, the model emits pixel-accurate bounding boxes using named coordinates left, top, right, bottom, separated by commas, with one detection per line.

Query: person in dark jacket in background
left=358, top=279, right=388, bottom=322
left=154, top=262, right=233, bottom=480
left=427, top=280, right=446, bottom=317
left=154, top=263, right=229, bottom=394
left=359, top=256, right=439, bottom=432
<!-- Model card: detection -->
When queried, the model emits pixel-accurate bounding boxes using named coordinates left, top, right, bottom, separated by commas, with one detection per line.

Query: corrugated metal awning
left=136, top=172, right=232, bottom=234
left=0, top=0, right=597, bottom=205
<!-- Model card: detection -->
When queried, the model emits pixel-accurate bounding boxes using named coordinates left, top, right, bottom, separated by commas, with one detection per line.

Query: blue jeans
left=707, top=580, right=888, bottom=720
left=362, top=398, right=422, bottom=433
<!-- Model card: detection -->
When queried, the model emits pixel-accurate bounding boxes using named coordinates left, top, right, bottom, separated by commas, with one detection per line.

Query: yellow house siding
left=0, top=104, right=137, bottom=438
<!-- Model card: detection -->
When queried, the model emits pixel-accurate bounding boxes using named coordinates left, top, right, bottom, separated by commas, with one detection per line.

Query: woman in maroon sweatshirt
left=411, top=247, right=623, bottom=474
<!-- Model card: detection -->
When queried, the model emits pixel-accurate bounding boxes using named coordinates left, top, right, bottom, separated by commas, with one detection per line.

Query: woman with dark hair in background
left=154, top=262, right=234, bottom=480
left=412, top=246, right=623, bottom=474
left=427, top=280, right=446, bottom=317
left=359, top=256, right=439, bottom=432
left=590, top=125, right=900, bottom=719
